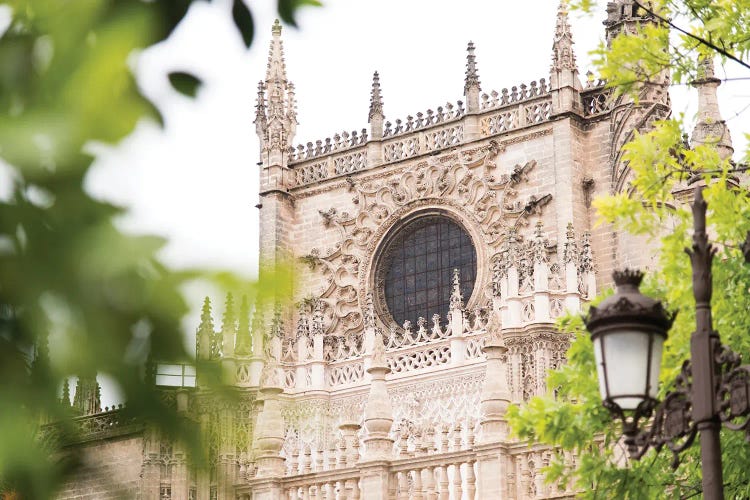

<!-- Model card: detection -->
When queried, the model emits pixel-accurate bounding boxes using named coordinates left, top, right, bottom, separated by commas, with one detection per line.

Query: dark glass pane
left=383, top=216, right=477, bottom=326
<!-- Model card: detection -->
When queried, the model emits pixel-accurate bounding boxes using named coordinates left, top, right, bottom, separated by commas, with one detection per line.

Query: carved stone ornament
left=301, top=143, right=552, bottom=336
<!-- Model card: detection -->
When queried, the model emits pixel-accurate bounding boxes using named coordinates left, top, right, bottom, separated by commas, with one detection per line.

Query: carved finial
left=579, top=232, right=594, bottom=273
left=254, top=80, right=268, bottom=148
left=368, top=71, right=384, bottom=122
left=691, top=55, right=733, bottom=159
left=73, top=374, right=101, bottom=416
left=197, top=296, right=215, bottom=360
left=286, top=81, right=298, bottom=124
left=364, top=292, right=376, bottom=329
left=311, top=299, right=324, bottom=336
left=61, top=378, right=71, bottom=407
left=465, top=41, right=481, bottom=93
left=371, top=329, right=386, bottom=367
left=220, top=292, right=236, bottom=358
left=221, top=293, right=235, bottom=332
left=550, top=0, right=581, bottom=93
left=270, top=303, right=284, bottom=339
left=296, top=302, right=309, bottom=339
left=450, top=268, right=464, bottom=310
left=235, top=295, right=252, bottom=355
left=562, top=222, right=578, bottom=264
left=507, top=228, right=520, bottom=263
left=551, top=1, right=576, bottom=69
left=266, top=21, right=287, bottom=83
left=260, top=18, right=296, bottom=154
left=532, top=221, right=548, bottom=264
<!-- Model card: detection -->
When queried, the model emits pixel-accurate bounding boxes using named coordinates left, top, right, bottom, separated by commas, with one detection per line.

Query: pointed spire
left=562, top=222, right=578, bottom=264
left=450, top=268, right=464, bottom=310
left=258, top=19, right=297, bottom=158
left=551, top=1, right=576, bottom=71
left=464, top=42, right=481, bottom=115
left=220, top=292, right=236, bottom=357
left=550, top=1, right=581, bottom=94
left=691, top=56, right=733, bottom=159
left=254, top=81, right=267, bottom=135
left=61, top=378, right=71, bottom=407
left=464, top=41, right=481, bottom=95
left=73, top=374, right=101, bottom=416
left=196, top=297, right=214, bottom=360
left=266, top=19, right=287, bottom=83
left=364, top=292, right=376, bottom=329
left=235, top=295, right=251, bottom=356
left=368, top=71, right=384, bottom=122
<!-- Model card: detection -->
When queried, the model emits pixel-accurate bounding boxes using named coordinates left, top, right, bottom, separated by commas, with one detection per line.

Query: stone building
left=52, top=1, right=735, bottom=499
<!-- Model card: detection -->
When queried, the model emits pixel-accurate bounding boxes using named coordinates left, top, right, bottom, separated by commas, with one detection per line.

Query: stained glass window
left=382, top=216, right=476, bottom=326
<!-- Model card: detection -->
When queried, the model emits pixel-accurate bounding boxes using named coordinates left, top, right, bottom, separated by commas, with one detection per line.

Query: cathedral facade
left=53, top=1, right=734, bottom=498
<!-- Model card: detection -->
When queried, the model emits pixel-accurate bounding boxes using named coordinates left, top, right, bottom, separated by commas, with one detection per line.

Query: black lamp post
left=584, top=186, right=750, bottom=500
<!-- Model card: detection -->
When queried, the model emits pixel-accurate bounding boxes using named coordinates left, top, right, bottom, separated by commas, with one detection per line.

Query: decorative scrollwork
left=613, top=341, right=750, bottom=467
left=716, top=343, right=750, bottom=440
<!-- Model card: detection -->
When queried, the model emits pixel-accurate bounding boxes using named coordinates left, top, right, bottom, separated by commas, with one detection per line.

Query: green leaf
left=232, top=0, right=254, bottom=48
left=168, top=71, right=202, bottom=98
left=277, top=0, right=322, bottom=28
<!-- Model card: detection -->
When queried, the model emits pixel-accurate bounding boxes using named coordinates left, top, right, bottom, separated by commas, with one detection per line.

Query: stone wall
left=55, top=435, right=143, bottom=500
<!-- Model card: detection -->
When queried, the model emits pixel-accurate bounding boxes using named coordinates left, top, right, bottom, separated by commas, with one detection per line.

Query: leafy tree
left=508, top=1, right=750, bottom=498
left=0, top=0, right=314, bottom=497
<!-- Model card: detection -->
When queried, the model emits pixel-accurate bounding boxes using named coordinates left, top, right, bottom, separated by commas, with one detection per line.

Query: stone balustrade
left=273, top=279, right=580, bottom=394
left=288, top=87, right=556, bottom=188
left=239, top=441, right=576, bottom=499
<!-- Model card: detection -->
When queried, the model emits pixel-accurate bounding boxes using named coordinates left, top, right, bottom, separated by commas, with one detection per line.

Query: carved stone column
left=363, top=331, right=394, bottom=460
left=449, top=269, right=467, bottom=365
left=479, top=338, right=511, bottom=441
left=254, top=361, right=286, bottom=479
left=360, top=331, right=394, bottom=499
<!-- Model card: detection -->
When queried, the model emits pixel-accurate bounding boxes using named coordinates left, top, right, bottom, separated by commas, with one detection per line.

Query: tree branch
left=633, top=0, right=750, bottom=72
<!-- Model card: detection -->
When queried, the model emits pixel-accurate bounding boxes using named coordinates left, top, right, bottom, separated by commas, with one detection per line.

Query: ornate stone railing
left=277, top=281, right=581, bottom=393
left=40, top=406, right=141, bottom=446
left=479, top=78, right=549, bottom=111
left=480, top=95, right=552, bottom=136
left=291, top=145, right=368, bottom=187
left=581, top=85, right=614, bottom=116
left=383, top=100, right=465, bottom=138
left=240, top=425, right=577, bottom=499
left=290, top=128, right=369, bottom=163
left=383, top=122, right=464, bottom=163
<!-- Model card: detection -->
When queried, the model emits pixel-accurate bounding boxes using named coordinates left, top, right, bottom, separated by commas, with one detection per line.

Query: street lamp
left=586, top=269, right=673, bottom=416
left=584, top=186, right=750, bottom=500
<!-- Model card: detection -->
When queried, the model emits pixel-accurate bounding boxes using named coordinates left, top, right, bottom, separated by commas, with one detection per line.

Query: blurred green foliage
left=0, top=0, right=313, bottom=497
left=509, top=1, right=750, bottom=497
left=509, top=126, right=750, bottom=497
left=570, top=0, right=750, bottom=95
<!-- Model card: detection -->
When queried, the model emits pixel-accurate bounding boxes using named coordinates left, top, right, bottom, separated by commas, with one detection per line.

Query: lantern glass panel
left=593, top=329, right=660, bottom=411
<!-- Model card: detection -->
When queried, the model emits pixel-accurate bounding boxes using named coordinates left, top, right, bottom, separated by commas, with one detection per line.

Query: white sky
left=86, top=0, right=750, bottom=279
left=79, top=1, right=749, bottom=405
